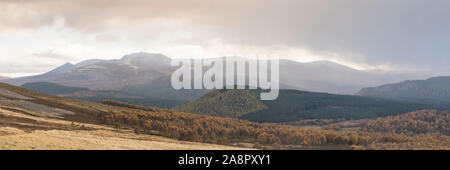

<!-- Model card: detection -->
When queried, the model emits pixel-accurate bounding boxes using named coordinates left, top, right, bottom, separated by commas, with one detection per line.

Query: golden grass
left=0, top=108, right=246, bottom=150
left=0, top=128, right=245, bottom=150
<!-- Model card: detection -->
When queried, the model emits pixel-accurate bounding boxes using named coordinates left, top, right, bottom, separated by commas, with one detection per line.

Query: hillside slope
left=20, top=81, right=188, bottom=108
left=21, top=82, right=90, bottom=95
left=0, top=83, right=242, bottom=150
left=2, top=52, right=429, bottom=100
left=357, top=76, right=450, bottom=104
left=176, top=89, right=440, bottom=122
left=1, top=83, right=448, bottom=150
left=0, top=109, right=241, bottom=150
left=174, top=89, right=267, bottom=118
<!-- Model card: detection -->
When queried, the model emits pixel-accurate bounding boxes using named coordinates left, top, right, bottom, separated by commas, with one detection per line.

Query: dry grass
left=0, top=83, right=247, bottom=150
left=0, top=108, right=245, bottom=150
left=0, top=128, right=244, bottom=150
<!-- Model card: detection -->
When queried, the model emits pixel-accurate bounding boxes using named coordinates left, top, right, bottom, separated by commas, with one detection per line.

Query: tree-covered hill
left=174, top=89, right=267, bottom=118
left=176, top=89, right=445, bottom=123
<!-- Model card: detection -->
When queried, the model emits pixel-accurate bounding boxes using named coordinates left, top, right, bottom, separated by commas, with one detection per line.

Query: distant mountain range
left=175, top=89, right=442, bottom=123
left=3, top=52, right=208, bottom=101
left=357, top=76, right=450, bottom=105
left=5, top=52, right=174, bottom=90
left=277, top=59, right=431, bottom=94
left=0, top=76, right=9, bottom=80
left=2, top=52, right=429, bottom=102
left=4, top=51, right=450, bottom=123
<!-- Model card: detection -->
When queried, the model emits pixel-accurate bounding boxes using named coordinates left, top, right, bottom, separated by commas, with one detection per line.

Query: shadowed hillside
left=20, top=82, right=188, bottom=108
left=174, top=89, right=267, bottom=118
left=0, top=82, right=242, bottom=149
left=176, top=89, right=442, bottom=122
left=357, top=76, right=450, bottom=105
left=21, top=82, right=90, bottom=95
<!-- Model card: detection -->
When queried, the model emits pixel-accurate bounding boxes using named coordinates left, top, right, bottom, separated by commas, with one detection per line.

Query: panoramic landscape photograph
left=0, top=1, right=449, bottom=164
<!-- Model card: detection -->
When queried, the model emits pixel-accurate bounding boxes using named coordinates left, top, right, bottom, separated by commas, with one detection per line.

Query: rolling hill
left=0, top=82, right=243, bottom=150
left=0, top=76, right=9, bottom=80
left=357, top=76, right=450, bottom=105
left=175, top=89, right=442, bottom=122
left=174, top=89, right=268, bottom=118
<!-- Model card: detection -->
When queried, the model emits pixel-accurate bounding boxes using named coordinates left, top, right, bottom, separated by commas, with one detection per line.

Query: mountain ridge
left=357, top=76, right=450, bottom=104
left=1, top=52, right=431, bottom=102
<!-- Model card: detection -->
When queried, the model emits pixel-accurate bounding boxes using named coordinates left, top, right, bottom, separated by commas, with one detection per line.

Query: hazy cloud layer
left=0, top=0, right=449, bottom=77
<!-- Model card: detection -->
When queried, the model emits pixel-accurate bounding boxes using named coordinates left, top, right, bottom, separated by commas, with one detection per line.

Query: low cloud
left=32, top=50, right=73, bottom=60
left=0, top=0, right=449, bottom=76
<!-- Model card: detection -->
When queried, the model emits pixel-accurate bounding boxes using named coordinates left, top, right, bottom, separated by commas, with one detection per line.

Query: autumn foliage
left=98, top=100, right=450, bottom=150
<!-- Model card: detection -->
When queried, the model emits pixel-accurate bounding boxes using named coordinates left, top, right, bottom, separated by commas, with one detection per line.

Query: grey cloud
left=0, top=51, right=72, bottom=76
left=0, top=61, right=57, bottom=76
left=1, top=0, right=450, bottom=75
left=94, top=34, right=120, bottom=42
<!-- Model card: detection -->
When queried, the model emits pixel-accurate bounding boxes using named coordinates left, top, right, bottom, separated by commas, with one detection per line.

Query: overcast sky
left=0, top=0, right=449, bottom=77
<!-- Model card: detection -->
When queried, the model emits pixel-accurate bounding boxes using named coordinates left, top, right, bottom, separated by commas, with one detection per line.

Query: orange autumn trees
left=98, top=100, right=450, bottom=150
left=361, top=110, right=450, bottom=135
